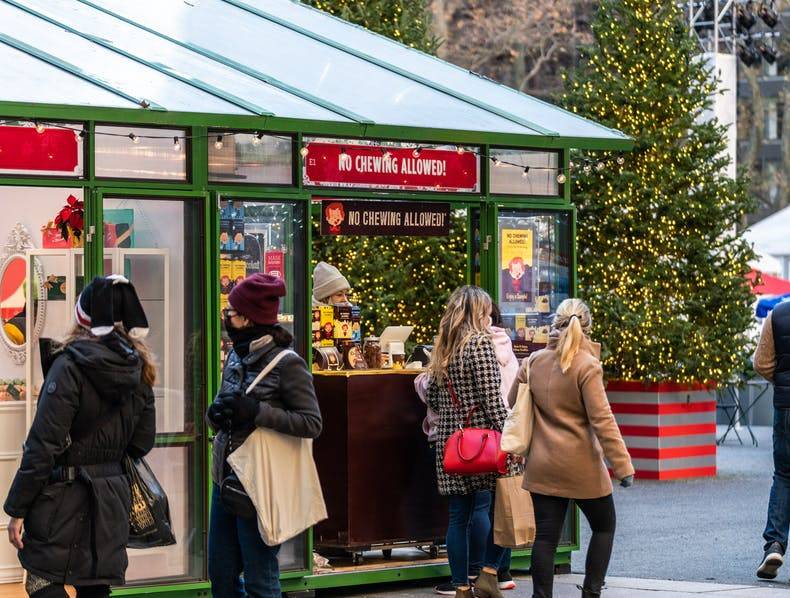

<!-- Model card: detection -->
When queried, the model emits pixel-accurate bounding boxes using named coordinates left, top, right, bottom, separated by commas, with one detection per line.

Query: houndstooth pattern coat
left=427, top=332, right=521, bottom=496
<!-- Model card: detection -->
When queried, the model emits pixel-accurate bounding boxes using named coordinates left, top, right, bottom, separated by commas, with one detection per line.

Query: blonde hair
left=553, top=298, right=592, bottom=373
left=63, top=324, right=157, bottom=387
left=428, top=286, right=493, bottom=382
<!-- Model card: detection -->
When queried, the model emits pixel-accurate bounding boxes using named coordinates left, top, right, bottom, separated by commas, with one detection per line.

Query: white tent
left=744, top=205, right=790, bottom=278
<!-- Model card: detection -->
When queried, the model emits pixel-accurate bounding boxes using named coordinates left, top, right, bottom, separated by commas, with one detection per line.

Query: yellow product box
left=319, top=305, right=335, bottom=347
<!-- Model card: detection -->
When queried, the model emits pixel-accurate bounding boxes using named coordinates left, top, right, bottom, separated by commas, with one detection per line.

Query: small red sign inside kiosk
left=303, top=140, right=479, bottom=192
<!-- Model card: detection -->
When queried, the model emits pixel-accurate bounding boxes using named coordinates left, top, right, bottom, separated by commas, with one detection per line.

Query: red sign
left=264, top=250, right=285, bottom=282
left=0, top=126, right=79, bottom=173
left=303, top=142, right=479, bottom=192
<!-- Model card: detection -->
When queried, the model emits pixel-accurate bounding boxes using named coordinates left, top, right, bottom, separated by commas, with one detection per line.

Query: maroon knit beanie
left=228, top=273, right=286, bottom=325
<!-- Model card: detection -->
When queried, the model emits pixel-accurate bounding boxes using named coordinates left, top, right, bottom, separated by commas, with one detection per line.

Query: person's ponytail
left=557, top=315, right=583, bottom=373
left=552, top=298, right=593, bottom=373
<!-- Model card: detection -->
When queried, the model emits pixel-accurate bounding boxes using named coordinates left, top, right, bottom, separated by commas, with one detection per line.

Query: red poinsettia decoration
left=54, top=194, right=84, bottom=240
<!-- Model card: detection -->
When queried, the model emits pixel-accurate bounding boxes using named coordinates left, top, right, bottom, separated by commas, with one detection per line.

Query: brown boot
left=454, top=588, right=474, bottom=598
left=474, top=571, right=504, bottom=598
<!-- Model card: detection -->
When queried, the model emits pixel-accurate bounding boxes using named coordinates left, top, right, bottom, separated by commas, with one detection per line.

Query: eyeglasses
left=222, top=308, right=239, bottom=318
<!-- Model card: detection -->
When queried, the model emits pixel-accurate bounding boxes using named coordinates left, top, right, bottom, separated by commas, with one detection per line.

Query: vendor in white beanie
left=312, top=261, right=352, bottom=307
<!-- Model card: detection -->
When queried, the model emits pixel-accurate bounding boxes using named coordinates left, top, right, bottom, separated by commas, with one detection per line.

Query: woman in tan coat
left=508, top=299, right=634, bottom=598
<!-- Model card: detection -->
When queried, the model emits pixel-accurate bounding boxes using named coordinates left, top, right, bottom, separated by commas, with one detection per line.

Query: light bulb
left=596, top=161, right=605, bottom=171
left=129, top=133, right=140, bottom=144
left=300, top=146, right=309, bottom=157
left=456, top=146, right=465, bottom=155
left=412, top=147, right=422, bottom=158
left=35, top=121, right=45, bottom=134
left=557, top=173, right=567, bottom=184
left=214, top=135, right=224, bottom=150
left=522, top=167, right=530, bottom=178
left=492, top=157, right=501, bottom=167
left=252, top=132, right=262, bottom=146
left=383, top=150, right=391, bottom=160
left=583, top=164, right=592, bottom=174
left=173, top=136, right=181, bottom=152
left=617, top=156, right=625, bottom=165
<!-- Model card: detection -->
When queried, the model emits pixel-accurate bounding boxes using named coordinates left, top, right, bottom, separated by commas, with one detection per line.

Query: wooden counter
left=312, top=370, right=446, bottom=552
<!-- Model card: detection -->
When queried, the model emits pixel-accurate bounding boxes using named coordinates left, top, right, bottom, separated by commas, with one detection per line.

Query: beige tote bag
left=500, top=359, right=534, bottom=456
left=227, top=350, right=328, bottom=546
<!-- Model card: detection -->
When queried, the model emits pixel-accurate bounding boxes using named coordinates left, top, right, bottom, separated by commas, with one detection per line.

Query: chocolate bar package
left=319, top=306, right=335, bottom=346
left=351, top=305, right=362, bottom=342
left=334, top=306, right=352, bottom=341
left=501, top=314, right=516, bottom=340
left=231, top=260, right=247, bottom=286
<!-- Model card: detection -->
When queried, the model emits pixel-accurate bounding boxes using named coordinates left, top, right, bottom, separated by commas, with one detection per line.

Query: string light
left=557, top=173, right=567, bottom=184
left=252, top=131, right=263, bottom=146
left=456, top=145, right=465, bottom=155
left=412, top=146, right=422, bottom=158
left=34, top=121, right=45, bottom=134
left=522, top=166, right=530, bottom=178
left=214, top=135, right=224, bottom=150
left=129, top=133, right=140, bottom=144
left=173, top=136, right=181, bottom=152
left=492, top=157, right=502, bottom=167
left=300, top=146, right=310, bottom=157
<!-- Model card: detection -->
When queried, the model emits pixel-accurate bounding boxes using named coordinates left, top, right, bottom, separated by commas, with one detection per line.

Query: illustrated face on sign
left=233, top=232, right=244, bottom=245
left=516, top=327, right=526, bottom=340
left=323, top=323, right=333, bottom=335
left=219, top=231, right=229, bottom=245
left=325, top=202, right=345, bottom=229
left=508, top=257, right=525, bottom=279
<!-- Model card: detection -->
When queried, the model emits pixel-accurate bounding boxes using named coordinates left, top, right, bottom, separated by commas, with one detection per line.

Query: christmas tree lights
left=562, top=0, right=756, bottom=384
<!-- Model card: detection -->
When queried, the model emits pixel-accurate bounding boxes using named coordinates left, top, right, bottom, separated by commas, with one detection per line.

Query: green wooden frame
left=0, top=101, right=621, bottom=594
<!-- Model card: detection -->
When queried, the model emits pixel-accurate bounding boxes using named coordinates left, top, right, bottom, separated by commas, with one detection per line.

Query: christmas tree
left=306, top=0, right=465, bottom=344
left=304, top=0, right=438, bottom=53
left=562, top=0, right=756, bottom=384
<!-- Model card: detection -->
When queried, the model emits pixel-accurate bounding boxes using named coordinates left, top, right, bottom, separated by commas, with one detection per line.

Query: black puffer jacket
left=210, top=335, right=322, bottom=485
left=3, top=337, right=156, bottom=586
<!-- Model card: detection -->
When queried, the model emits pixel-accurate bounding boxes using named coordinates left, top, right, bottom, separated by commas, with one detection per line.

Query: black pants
left=530, top=493, right=616, bottom=598
left=26, top=573, right=110, bottom=598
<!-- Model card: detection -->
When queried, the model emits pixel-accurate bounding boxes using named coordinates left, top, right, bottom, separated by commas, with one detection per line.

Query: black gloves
left=207, top=399, right=233, bottom=429
left=215, top=390, right=260, bottom=428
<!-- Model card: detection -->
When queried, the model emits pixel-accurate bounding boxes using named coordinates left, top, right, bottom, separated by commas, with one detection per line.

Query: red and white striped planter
left=606, top=381, right=717, bottom=480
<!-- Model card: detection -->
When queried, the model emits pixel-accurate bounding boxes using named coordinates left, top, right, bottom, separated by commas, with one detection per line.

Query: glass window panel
left=87, top=0, right=530, bottom=134
left=0, top=121, right=84, bottom=177
left=209, top=133, right=293, bottom=185
left=490, top=149, right=560, bottom=196
left=95, top=126, right=187, bottom=181
left=103, top=196, right=206, bottom=583
left=497, top=210, right=571, bottom=360
left=17, top=0, right=344, bottom=123
left=0, top=2, right=246, bottom=116
left=0, top=45, right=138, bottom=110
left=231, top=0, right=628, bottom=141
left=220, top=199, right=307, bottom=361
left=0, top=187, right=87, bottom=583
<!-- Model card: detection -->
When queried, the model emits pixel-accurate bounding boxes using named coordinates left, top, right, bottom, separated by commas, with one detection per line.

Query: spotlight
left=759, top=43, right=778, bottom=64
left=758, top=2, right=780, bottom=28
left=737, top=4, right=757, bottom=32
left=738, top=42, right=762, bottom=66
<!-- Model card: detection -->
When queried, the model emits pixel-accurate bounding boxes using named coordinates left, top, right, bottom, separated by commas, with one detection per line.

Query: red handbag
left=443, top=378, right=508, bottom=476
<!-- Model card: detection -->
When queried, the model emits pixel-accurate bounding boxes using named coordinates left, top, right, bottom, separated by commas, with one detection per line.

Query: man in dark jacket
left=754, top=300, right=790, bottom=579
left=4, top=276, right=156, bottom=598
left=206, top=273, right=321, bottom=598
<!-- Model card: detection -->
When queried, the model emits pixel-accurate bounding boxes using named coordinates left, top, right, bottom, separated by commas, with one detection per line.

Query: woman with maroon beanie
left=206, top=273, right=321, bottom=598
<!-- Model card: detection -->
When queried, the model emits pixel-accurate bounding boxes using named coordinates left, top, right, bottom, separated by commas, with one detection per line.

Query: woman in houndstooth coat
left=427, top=286, right=521, bottom=598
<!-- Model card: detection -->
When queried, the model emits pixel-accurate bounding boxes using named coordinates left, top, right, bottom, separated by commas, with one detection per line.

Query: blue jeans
left=764, top=408, right=790, bottom=553
left=208, top=484, right=281, bottom=598
left=447, top=491, right=507, bottom=585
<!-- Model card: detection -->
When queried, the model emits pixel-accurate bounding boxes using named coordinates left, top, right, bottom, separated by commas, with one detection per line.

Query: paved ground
left=321, top=424, right=790, bottom=596
left=319, top=574, right=790, bottom=597
left=572, top=425, right=789, bottom=590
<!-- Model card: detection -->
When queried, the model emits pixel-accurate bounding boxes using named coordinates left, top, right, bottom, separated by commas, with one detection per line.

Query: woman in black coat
left=4, top=276, right=156, bottom=598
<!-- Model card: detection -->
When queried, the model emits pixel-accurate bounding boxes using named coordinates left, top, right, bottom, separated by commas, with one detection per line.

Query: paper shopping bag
left=494, top=474, right=535, bottom=549
left=501, top=359, right=534, bottom=456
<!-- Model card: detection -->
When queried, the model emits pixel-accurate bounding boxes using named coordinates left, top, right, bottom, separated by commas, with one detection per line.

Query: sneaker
left=434, top=582, right=460, bottom=595
left=757, top=542, right=785, bottom=579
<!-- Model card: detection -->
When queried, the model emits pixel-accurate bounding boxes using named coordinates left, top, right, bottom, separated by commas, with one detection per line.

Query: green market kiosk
left=0, top=0, right=631, bottom=595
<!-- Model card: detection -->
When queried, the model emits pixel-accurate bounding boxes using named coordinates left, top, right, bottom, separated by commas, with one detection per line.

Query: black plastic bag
left=124, top=455, right=176, bottom=549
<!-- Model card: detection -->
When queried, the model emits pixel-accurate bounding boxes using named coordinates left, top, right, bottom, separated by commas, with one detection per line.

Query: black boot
left=576, top=584, right=601, bottom=598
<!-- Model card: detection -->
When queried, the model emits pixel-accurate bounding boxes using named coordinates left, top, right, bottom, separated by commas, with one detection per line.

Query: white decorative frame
left=0, top=224, right=45, bottom=364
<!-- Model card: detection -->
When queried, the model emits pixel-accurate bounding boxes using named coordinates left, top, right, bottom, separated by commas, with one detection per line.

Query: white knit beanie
left=313, top=261, right=350, bottom=303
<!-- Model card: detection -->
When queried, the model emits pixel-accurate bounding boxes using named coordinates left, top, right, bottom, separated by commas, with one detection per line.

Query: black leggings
left=530, top=493, right=616, bottom=598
